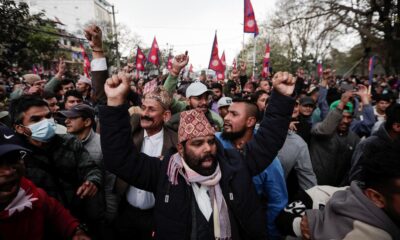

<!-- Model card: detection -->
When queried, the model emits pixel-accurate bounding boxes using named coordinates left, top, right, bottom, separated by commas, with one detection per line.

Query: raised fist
left=104, top=72, right=132, bottom=106
left=272, top=71, right=296, bottom=96
left=170, top=53, right=189, bottom=76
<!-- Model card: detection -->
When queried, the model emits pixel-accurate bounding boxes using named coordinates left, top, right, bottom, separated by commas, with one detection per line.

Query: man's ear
left=84, top=118, right=92, bottom=128
left=163, top=110, right=172, bottom=123
left=177, top=142, right=184, bottom=157
left=246, top=116, right=257, bottom=128
left=14, top=124, right=27, bottom=135
left=364, top=188, right=386, bottom=208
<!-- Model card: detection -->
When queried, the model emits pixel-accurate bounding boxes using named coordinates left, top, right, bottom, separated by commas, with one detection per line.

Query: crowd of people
left=0, top=24, right=399, bottom=240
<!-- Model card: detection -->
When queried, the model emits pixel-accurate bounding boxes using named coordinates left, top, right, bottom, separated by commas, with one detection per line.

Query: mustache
left=199, top=153, right=216, bottom=163
left=141, top=116, right=153, bottom=121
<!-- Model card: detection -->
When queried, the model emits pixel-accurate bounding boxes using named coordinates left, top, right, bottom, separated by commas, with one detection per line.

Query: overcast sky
left=107, top=0, right=277, bottom=70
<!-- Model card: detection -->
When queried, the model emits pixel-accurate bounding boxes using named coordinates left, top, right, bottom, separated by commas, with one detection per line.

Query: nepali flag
left=208, top=32, right=224, bottom=73
left=135, top=47, right=146, bottom=71
left=244, top=0, right=259, bottom=36
left=189, top=64, right=194, bottom=73
left=147, top=37, right=160, bottom=66
left=232, top=58, right=237, bottom=71
left=220, top=51, right=226, bottom=72
left=167, top=55, right=173, bottom=70
left=261, top=43, right=270, bottom=78
left=80, top=44, right=91, bottom=78
left=317, top=61, right=323, bottom=78
left=217, top=51, right=226, bottom=80
left=368, top=56, right=376, bottom=86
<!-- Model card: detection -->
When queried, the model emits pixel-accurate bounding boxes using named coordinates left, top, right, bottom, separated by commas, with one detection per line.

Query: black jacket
left=99, top=91, right=294, bottom=239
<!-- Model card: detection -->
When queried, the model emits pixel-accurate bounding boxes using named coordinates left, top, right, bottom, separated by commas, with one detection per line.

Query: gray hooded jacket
left=306, top=182, right=400, bottom=240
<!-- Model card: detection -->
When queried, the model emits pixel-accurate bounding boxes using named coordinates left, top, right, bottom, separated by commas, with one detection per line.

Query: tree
left=280, top=0, right=400, bottom=74
left=271, top=0, right=340, bottom=72
left=0, top=0, right=59, bottom=71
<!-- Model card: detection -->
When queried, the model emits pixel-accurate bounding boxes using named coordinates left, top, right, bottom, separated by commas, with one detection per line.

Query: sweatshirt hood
left=327, top=182, right=400, bottom=239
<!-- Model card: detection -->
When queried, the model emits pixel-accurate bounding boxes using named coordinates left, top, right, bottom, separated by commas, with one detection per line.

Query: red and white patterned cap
left=178, top=110, right=215, bottom=143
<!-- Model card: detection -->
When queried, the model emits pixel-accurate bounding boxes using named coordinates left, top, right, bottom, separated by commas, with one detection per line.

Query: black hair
left=60, top=79, right=75, bottom=87
left=232, top=97, right=260, bottom=120
left=9, top=95, right=49, bottom=124
left=211, top=82, right=223, bottom=91
left=376, top=93, right=392, bottom=103
left=42, top=91, right=57, bottom=100
left=252, top=90, right=268, bottom=101
left=384, top=103, right=400, bottom=131
left=64, top=90, right=83, bottom=100
left=258, top=79, right=271, bottom=87
left=362, top=144, right=400, bottom=193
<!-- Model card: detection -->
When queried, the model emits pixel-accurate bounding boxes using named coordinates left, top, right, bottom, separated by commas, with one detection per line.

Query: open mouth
left=201, top=158, right=214, bottom=168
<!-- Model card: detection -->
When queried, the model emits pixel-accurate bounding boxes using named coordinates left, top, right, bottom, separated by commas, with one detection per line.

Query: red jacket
left=0, top=177, right=79, bottom=240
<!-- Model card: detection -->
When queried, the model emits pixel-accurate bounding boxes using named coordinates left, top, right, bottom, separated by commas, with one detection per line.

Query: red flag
left=167, top=55, right=173, bottom=70
left=147, top=37, right=160, bottom=66
left=80, top=44, right=91, bottom=78
left=244, top=0, right=259, bottom=36
left=220, top=51, right=226, bottom=72
left=217, top=72, right=225, bottom=81
left=217, top=51, right=226, bottom=80
left=208, top=32, right=224, bottom=73
left=261, top=43, right=270, bottom=78
left=189, top=64, right=193, bottom=73
left=135, top=47, right=146, bottom=71
left=232, top=58, right=237, bottom=71
left=317, top=62, right=323, bottom=78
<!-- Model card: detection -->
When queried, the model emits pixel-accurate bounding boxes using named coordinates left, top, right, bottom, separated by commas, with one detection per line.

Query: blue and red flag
left=217, top=51, right=226, bottom=80
left=80, top=44, right=91, bottom=78
left=244, top=0, right=259, bottom=36
left=368, top=56, right=376, bottom=86
left=208, top=32, right=224, bottom=73
left=147, top=37, right=160, bottom=66
left=261, top=43, right=270, bottom=78
left=167, top=54, right=173, bottom=70
left=135, top=47, right=146, bottom=71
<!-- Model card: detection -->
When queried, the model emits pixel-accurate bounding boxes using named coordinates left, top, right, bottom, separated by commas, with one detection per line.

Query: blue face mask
left=28, top=118, right=57, bottom=142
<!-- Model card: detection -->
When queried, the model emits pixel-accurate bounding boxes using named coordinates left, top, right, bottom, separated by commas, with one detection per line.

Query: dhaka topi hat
left=178, top=109, right=215, bottom=143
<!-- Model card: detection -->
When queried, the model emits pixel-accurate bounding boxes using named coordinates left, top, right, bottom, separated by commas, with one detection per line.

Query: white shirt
left=126, top=129, right=164, bottom=209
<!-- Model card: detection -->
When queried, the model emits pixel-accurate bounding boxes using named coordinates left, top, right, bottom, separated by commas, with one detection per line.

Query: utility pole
left=111, top=4, right=120, bottom=68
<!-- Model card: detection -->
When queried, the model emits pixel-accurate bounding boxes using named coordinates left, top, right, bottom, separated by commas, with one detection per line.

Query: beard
left=213, top=95, right=222, bottom=101
left=221, top=127, right=246, bottom=142
left=183, top=149, right=218, bottom=176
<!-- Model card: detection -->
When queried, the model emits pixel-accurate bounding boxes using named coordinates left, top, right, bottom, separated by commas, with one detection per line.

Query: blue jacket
left=215, top=132, right=288, bottom=239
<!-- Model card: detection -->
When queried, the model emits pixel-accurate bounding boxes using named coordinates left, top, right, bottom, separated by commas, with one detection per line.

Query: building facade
left=16, top=0, right=114, bottom=36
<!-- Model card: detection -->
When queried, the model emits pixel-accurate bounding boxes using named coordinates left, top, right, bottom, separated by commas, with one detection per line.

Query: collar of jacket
left=81, top=129, right=95, bottom=145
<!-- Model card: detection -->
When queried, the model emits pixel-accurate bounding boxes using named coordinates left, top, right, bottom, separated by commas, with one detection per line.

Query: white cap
left=78, top=75, right=92, bottom=86
left=217, top=97, right=232, bottom=108
left=185, top=82, right=211, bottom=98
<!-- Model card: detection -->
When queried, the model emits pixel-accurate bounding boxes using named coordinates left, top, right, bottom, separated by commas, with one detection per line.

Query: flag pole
left=252, top=36, right=257, bottom=81
left=242, top=33, right=245, bottom=50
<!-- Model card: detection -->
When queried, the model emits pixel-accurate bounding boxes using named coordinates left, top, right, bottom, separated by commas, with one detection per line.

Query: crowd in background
left=0, top=24, right=399, bottom=240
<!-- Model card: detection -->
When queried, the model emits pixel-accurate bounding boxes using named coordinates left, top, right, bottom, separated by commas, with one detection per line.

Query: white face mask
left=27, top=118, right=57, bottom=142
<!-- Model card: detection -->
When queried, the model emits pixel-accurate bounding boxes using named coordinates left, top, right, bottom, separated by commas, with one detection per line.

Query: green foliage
left=0, top=0, right=59, bottom=71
